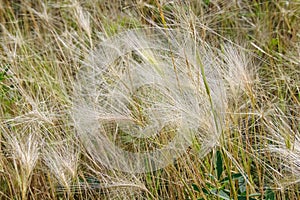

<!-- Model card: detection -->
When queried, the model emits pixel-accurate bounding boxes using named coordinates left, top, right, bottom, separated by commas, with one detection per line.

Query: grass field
left=0, top=0, right=299, bottom=199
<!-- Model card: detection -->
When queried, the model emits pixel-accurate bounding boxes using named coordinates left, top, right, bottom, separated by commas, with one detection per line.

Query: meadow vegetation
left=0, top=0, right=299, bottom=199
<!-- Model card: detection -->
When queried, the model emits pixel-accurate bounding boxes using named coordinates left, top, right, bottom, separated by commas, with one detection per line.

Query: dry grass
left=0, top=0, right=299, bottom=199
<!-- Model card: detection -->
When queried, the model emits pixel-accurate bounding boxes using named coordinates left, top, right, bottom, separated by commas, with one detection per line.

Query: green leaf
left=264, top=188, right=275, bottom=200
left=237, top=195, right=257, bottom=200
left=203, top=0, right=210, bottom=5
left=192, top=183, right=200, bottom=192
left=238, top=175, right=246, bottom=194
left=220, top=173, right=243, bottom=183
left=249, top=193, right=261, bottom=197
left=0, top=72, right=5, bottom=82
left=237, top=196, right=247, bottom=200
left=216, top=150, right=223, bottom=180
left=218, top=190, right=231, bottom=200
left=210, top=189, right=231, bottom=200
left=202, top=187, right=210, bottom=195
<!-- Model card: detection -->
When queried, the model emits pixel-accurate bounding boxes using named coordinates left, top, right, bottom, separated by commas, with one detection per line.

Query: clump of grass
left=2, top=130, right=39, bottom=200
left=43, top=139, right=79, bottom=196
left=73, top=28, right=226, bottom=173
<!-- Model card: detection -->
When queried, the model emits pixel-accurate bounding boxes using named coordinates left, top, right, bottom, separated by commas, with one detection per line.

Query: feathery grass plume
left=43, top=139, right=79, bottom=193
left=219, top=44, right=255, bottom=97
left=264, top=106, right=300, bottom=188
left=2, top=130, right=39, bottom=200
left=73, top=28, right=226, bottom=173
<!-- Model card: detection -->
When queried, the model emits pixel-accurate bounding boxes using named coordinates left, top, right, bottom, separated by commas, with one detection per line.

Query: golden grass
left=0, top=0, right=299, bottom=199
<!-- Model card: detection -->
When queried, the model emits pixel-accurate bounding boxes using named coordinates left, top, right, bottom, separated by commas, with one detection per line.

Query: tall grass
left=0, top=0, right=299, bottom=199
